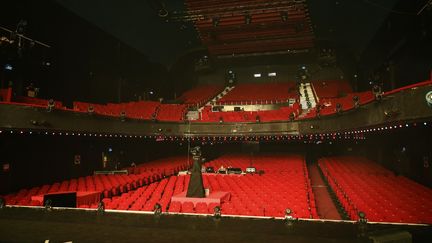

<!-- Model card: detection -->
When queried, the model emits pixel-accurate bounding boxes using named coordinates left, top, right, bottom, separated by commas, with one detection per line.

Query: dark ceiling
left=55, top=0, right=428, bottom=66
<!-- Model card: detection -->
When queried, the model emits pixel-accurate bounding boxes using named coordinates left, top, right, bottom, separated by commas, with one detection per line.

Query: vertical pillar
left=186, top=146, right=205, bottom=198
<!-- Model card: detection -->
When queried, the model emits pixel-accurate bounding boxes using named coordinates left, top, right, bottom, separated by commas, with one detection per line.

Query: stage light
left=213, top=206, right=221, bottom=218
left=88, top=105, right=94, bottom=114
left=245, top=13, right=252, bottom=24
left=372, top=85, right=382, bottom=101
left=154, top=203, right=162, bottom=215
left=336, top=103, right=342, bottom=114
left=212, top=17, right=220, bottom=27
left=425, top=91, right=432, bottom=108
left=47, top=99, right=55, bottom=112
left=289, top=113, right=295, bottom=121
left=120, top=111, right=126, bottom=122
left=280, top=11, right=288, bottom=21
left=353, top=95, right=360, bottom=108
left=0, top=197, right=5, bottom=208
left=97, top=201, right=105, bottom=214
left=45, top=199, right=52, bottom=211
left=219, top=117, right=223, bottom=123
left=256, top=115, right=260, bottom=123
left=4, top=64, right=13, bottom=71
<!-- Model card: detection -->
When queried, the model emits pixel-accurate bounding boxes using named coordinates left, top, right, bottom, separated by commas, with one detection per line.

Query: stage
left=171, top=191, right=231, bottom=206
left=0, top=207, right=431, bottom=243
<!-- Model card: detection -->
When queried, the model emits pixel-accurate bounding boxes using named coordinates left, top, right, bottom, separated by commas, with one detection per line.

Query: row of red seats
left=73, top=101, right=160, bottom=120
left=0, top=88, right=12, bottom=102
left=217, top=83, right=298, bottom=105
left=103, top=154, right=317, bottom=218
left=311, top=80, right=353, bottom=98
left=199, top=104, right=300, bottom=122
left=3, top=156, right=190, bottom=207
left=156, top=104, right=187, bottom=121
left=319, top=156, right=432, bottom=224
left=178, top=84, right=224, bottom=107
left=12, top=96, right=64, bottom=109
left=300, top=91, right=374, bottom=119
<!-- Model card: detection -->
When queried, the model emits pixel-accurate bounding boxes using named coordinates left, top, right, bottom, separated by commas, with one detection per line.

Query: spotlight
left=0, top=197, right=5, bottom=208
left=335, top=103, right=342, bottom=114
left=372, top=85, right=382, bottom=101
left=87, top=105, right=94, bottom=114
left=285, top=208, right=293, bottom=219
left=212, top=17, right=220, bottom=27
left=284, top=208, right=295, bottom=226
left=245, top=13, right=252, bottom=24
left=255, top=115, right=260, bottom=123
left=154, top=203, right=162, bottom=215
left=280, top=11, right=288, bottom=22
left=44, top=199, right=52, bottom=211
left=353, top=95, right=360, bottom=108
left=97, top=201, right=105, bottom=214
left=289, top=113, right=295, bottom=122
left=358, top=211, right=367, bottom=223
left=425, top=91, right=432, bottom=108
left=47, top=99, right=55, bottom=112
left=213, top=206, right=221, bottom=218
left=120, top=111, right=126, bottom=122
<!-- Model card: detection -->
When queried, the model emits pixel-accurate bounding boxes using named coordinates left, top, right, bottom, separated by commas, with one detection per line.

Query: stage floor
left=0, top=207, right=431, bottom=243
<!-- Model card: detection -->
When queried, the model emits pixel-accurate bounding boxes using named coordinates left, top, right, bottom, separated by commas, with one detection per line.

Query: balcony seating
left=319, top=156, right=432, bottom=224
left=178, top=84, right=224, bottom=107
left=199, top=103, right=300, bottom=122
left=311, top=80, right=353, bottom=98
left=73, top=101, right=159, bottom=120
left=217, top=83, right=298, bottom=105
left=156, top=104, right=187, bottom=121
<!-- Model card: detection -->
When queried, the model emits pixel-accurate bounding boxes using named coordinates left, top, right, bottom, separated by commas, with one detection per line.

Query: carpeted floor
left=309, top=163, right=342, bottom=220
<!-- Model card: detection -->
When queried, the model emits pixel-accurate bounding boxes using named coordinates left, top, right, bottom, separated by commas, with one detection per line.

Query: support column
left=186, top=146, right=205, bottom=198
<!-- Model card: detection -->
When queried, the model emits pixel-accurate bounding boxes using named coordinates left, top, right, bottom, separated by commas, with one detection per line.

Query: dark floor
left=0, top=207, right=431, bottom=243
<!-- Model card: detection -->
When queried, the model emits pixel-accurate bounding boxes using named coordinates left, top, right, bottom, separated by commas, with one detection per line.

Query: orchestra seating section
left=103, top=154, right=318, bottom=218
left=199, top=103, right=301, bottom=122
left=177, top=84, right=224, bottom=107
left=1, top=80, right=431, bottom=122
left=2, top=156, right=190, bottom=208
left=217, top=82, right=298, bottom=105
left=318, top=156, right=432, bottom=224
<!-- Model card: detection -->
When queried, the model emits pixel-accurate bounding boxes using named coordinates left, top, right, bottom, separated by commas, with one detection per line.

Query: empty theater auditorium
left=1, top=0, right=432, bottom=242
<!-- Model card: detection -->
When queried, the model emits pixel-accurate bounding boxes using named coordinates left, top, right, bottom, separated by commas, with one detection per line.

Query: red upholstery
left=156, top=104, right=187, bottom=121
left=178, top=84, right=224, bottom=107
left=4, top=156, right=190, bottom=208
left=14, top=96, right=64, bottom=109
left=0, top=88, right=12, bottom=102
left=312, top=80, right=353, bottom=98
left=73, top=101, right=159, bottom=120
left=199, top=103, right=300, bottom=122
left=218, top=83, right=298, bottom=105
left=319, top=156, right=432, bottom=224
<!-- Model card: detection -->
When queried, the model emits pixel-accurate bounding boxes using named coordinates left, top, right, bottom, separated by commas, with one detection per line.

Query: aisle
left=308, top=163, right=341, bottom=220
